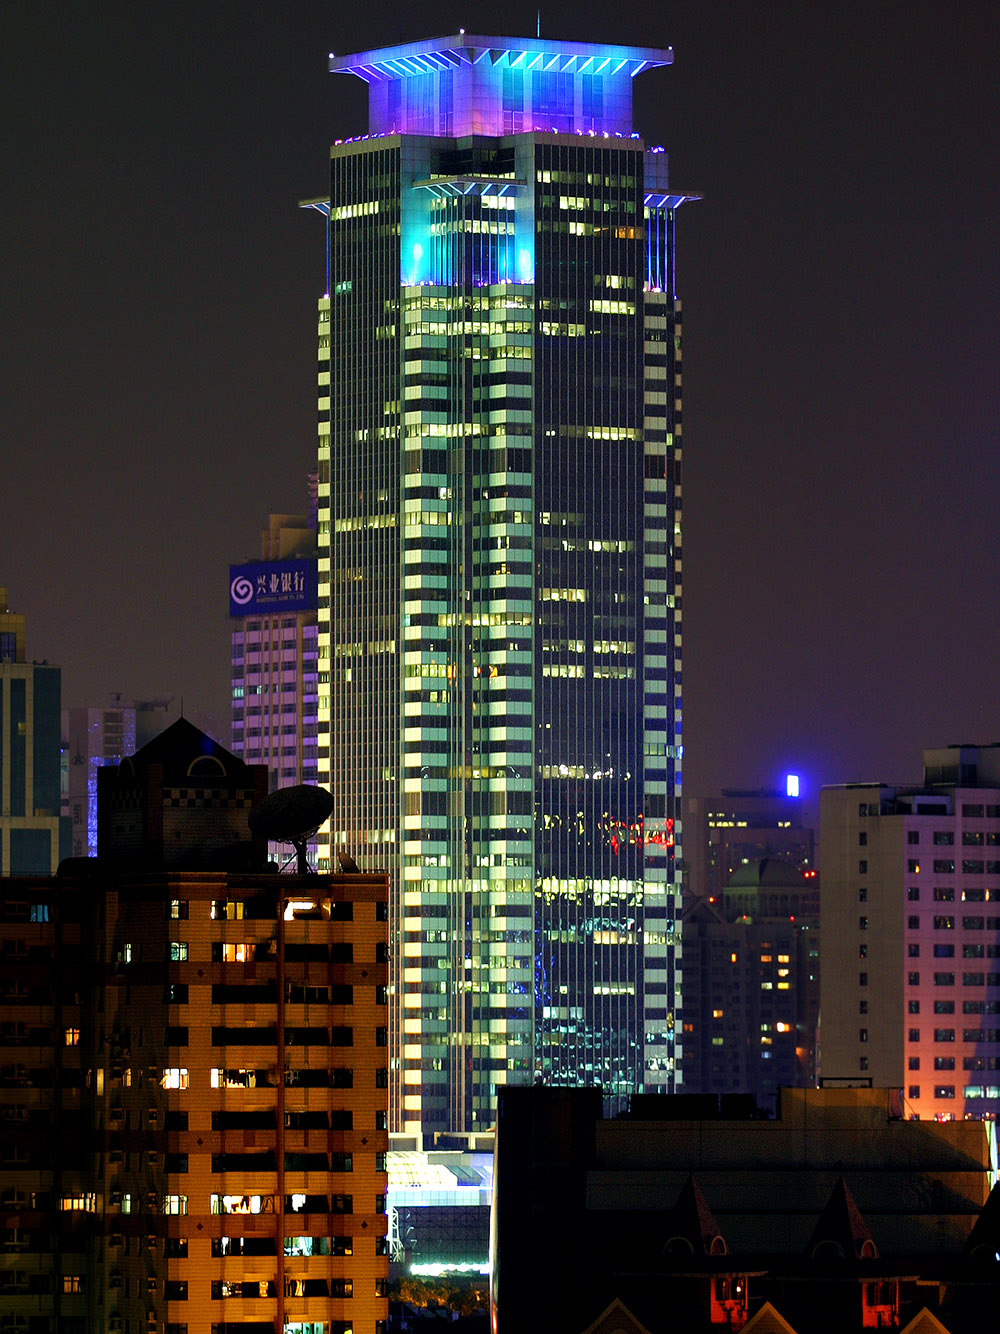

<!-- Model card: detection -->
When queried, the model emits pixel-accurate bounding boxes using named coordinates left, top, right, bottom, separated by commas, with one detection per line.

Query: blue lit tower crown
left=312, top=33, right=690, bottom=1133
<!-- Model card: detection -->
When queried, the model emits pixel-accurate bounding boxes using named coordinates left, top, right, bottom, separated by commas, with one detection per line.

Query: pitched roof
left=898, top=1308, right=954, bottom=1334
left=741, top=1301, right=800, bottom=1334
left=579, top=1297, right=653, bottom=1334
left=663, top=1174, right=727, bottom=1258
left=961, top=1179, right=1000, bottom=1264
left=806, top=1176, right=878, bottom=1260
left=128, top=716, right=254, bottom=784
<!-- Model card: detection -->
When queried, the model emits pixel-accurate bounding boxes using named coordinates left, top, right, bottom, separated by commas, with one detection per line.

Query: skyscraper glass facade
left=314, top=34, right=690, bottom=1133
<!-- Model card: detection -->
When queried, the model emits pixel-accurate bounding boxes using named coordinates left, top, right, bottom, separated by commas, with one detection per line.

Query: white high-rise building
left=822, top=745, right=1000, bottom=1121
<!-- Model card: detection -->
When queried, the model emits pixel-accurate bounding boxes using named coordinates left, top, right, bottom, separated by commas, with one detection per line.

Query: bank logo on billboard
left=228, top=560, right=317, bottom=618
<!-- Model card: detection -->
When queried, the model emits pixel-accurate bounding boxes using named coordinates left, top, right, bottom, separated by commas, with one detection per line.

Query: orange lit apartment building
left=0, top=719, right=389, bottom=1334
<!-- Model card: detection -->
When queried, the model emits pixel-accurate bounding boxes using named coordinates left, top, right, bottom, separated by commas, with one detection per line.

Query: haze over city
left=4, top=0, right=998, bottom=806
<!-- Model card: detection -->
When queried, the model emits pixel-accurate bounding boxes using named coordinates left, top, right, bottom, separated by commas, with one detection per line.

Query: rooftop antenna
left=537, top=9, right=541, bottom=38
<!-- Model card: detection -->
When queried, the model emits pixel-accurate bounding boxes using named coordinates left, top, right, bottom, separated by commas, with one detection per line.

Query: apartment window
left=169, top=942, right=188, bottom=962
left=909, top=1057, right=920, bottom=1070
left=859, top=916, right=868, bottom=931
left=163, top=1196, right=188, bottom=1215
left=64, top=1028, right=80, bottom=1046
left=62, top=1276, right=84, bottom=1293
left=934, top=973, right=956, bottom=986
left=934, top=1057, right=956, bottom=1070
left=908, top=1001, right=920, bottom=1014
left=908, top=1085, right=920, bottom=1099
left=934, top=1029, right=955, bottom=1042
left=934, top=1000, right=955, bottom=1014
left=933, top=832, right=955, bottom=846
left=909, top=1029, right=920, bottom=1042
left=859, top=860, right=868, bottom=874
left=859, top=833, right=868, bottom=847
left=908, top=860, right=919, bottom=873
left=908, top=916, right=920, bottom=930
left=933, top=887, right=955, bottom=901
left=908, top=972, right=920, bottom=985
left=859, top=1056, right=869, bottom=1071
left=908, top=831, right=920, bottom=845
left=963, top=804, right=985, bottom=818
left=934, top=1085, right=956, bottom=1099
left=859, top=1000, right=868, bottom=1015
left=934, top=860, right=955, bottom=873
left=908, top=944, right=920, bottom=958
left=168, top=900, right=188, bottom=920
left=907, top=887, right=920, bottom=901
left=859, top=1029, right=868, bottom=1043
left=160, top=1069, right=188, bottom=1089
left=165, top=1282, right=188, bottom=1300
left=859, top=944, right=868, bottom=959
left=933, top=945, right=955, bottom=958
left=858, top=887, right=867, bottom=902
left=859, top=973, right=868, bottom=987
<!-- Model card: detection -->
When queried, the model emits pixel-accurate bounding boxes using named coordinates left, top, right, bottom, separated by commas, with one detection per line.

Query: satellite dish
left=249, top=784, right=334, bottom=874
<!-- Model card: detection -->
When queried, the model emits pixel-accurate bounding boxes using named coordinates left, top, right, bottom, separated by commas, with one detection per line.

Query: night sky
left=4, top=1, right=998, bottom=812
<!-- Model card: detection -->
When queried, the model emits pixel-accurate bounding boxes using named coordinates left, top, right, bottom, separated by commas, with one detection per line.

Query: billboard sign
left=229, top=560, right=317, bottom=618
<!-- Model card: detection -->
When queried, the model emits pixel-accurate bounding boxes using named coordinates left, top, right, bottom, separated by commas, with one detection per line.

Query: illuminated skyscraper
left=313, top=33, right=691, bottom=1133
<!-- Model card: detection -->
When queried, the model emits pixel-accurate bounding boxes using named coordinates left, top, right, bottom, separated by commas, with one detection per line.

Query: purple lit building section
left=330, top=34, right=673, bottom=140
left=230, top=487, right=319, bottom=862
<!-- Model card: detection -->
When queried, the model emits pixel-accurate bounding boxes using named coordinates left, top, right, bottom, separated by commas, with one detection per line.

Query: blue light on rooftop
left=331, top=33, right=672, bottom=139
